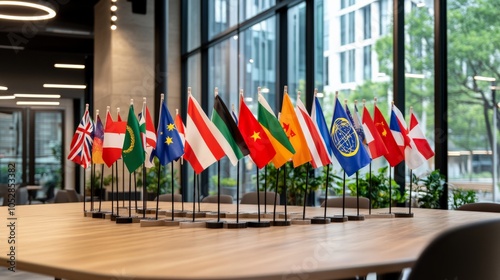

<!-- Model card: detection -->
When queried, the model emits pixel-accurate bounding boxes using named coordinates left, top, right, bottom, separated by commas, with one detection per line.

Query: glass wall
left=0, top=109, right=23, bottom=185
left=447, top=0, right=500, bottom=201
left=287, top=2, right=306, bottom=102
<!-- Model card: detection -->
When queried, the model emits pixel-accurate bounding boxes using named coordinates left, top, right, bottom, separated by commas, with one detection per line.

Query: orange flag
left=279, top=92, right=311, bottom=167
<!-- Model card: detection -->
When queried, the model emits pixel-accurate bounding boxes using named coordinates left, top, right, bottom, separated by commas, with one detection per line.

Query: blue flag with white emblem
left=154, top=101, right=184, bottom=166
left=330, top=97, right=371, bottom=176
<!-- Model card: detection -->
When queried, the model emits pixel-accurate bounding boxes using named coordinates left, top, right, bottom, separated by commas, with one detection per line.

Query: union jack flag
left=68, top=108, right=94, bottom=168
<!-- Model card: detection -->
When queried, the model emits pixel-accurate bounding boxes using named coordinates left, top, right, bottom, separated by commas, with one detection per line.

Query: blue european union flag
left=155, top=101, right=184, bottom=165
left=330, top=98, right=371, bottom=176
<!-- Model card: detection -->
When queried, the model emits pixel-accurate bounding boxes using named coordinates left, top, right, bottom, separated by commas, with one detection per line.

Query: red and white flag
left=140, top=103, right=157, bottom=168
left=391, top=104, right=425, bottom=170
left=67, top=105, right=94, bottom=169
left=362, top=105, right=388, bottom=159
left=102, top=110, right=127, bottom=167
left=184, top=93, right=226, bottom=174
left=409, top=108, right=435, bottom=160
left=295, top=97, right=331, bottom=168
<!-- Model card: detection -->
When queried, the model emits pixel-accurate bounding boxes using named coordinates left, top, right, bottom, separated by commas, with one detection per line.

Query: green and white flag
left=122, top=104, right=145, bottom=172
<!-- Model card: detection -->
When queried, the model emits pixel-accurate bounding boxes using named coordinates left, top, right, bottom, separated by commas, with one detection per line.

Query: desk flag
left=330, top=97, right=370, bottom=176
left=155, top=101, right=184, bottom=166
left=361, top=104, right=388, bottom=159
left=184, top=92, right=226, bottom=174
left=311, top=95, right=335, bottom=157
left=391, top=104, right=425, bottom=169
left=280, top=93, right=311, bottom=167
left=373, top=104, right=404, bottom=167
left=258, top=93, right=295, bottom=169
left=122, top=103, right=145, bottom=172
left=409, top=107, right=435, bottom=160
left=68, top=105, right=94, bottom=169
left=102, top=110, right=127, bottom=167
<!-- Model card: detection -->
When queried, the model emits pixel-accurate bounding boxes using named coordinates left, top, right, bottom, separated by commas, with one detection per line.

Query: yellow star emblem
left=167, top=123, right=175, bottom=131
left=251, top=131, right=260, bottom=142
left=165, top=136, right=173, bottom=145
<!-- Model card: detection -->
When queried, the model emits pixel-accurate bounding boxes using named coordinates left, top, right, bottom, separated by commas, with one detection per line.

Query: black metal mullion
left=276, top=6, right=288, bottom=107
left=199, top=0, right=210, bottom=199
left=304, top=0, right=314, bottom=112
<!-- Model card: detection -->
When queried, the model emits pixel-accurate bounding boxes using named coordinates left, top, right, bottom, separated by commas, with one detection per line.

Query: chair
left=65, top=189, right=83, bottom=202
left=320, top=196, right=370, bottom=208
left=33, top=183, right=56, bottom=204
left=202, top=195, right=233, bottom=204
left=155, top=194, right=183, bottom=202
left=15, top=186, right=29, bottom=205
left=240, top=192, right=280, bottom=205
left=54, top=190, right=71, bottom=203
left=407, top=219, right=500, bottom=280
left=456, top=202, right=500, bottom=213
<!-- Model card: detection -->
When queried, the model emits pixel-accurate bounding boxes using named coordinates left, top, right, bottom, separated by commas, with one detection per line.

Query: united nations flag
left=330, top=97, right=371, bottom=176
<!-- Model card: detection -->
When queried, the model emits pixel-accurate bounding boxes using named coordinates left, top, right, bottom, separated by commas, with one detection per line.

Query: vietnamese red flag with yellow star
left=280, top=93, right=311, bottom=167
left=373, top=104, right=404, bottom=167
left=237, top=94, right=276, bottom=169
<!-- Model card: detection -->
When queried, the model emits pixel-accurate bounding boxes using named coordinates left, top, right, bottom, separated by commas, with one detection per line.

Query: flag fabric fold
left=102, top=111, right=127, bottom=167
left=238, top=95, right=276, bottom=169
left=184, top=94, right=226, bottom=174
left=345, top=103, right=371, bottom=166
left=280, top=93, right=311, bottom=167
left=391, top=104, right=425, bottom=169
left=373, top=104, right=404, bottom=167
left=330, top=97, right=370, bottom=176
left=68, top=108, right=94, bottom=169
left=139, top=104, right=157, bottom=168
left=361, top=105, right=388, bottom=159
left=409, top=108, right=435, bottom=160
left=257, top=93, right=295, bottom=168
left=295, top=97, right=331, bottom=168
left=92, top=113, right=105, bottom=165
left=155, top=101, right=184, bottom=166
left=211, top=95, right=250, bottom=164
left=122, top=104, right=145, bottom=173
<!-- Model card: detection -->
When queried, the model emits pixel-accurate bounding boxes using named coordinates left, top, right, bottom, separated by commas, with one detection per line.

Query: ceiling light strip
left=54, top=64, right=85, bottom=69
left=0, top=95, right=15, bottom=100
left=43, top=84, right=87, bottom=89
left=0, top=86, right=8, bottom=90
left=17, top=101, right=60, bottom=106
left=14, top=94, right=61, bottom=99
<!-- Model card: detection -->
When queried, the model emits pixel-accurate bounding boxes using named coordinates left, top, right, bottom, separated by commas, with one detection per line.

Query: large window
left=340, top=12, right=355, bottom=46
left=288, top=2, right=306, bottom=101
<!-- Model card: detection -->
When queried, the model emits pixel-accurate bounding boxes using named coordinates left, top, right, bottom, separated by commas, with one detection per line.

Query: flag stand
left=331, top=172, right=348, bottom=223
left=247, top=168, right=270, bottom=227
left=206, top=161, right=225, bottom=228
left=292, top=163, right=311, bottom=225
left=83, top=166, right=87, bottom=216
left=109, top=162, right=115, bottom=219
left=111, top=162, right=120, bottom=221
left=180, top=172, right=206, bottom=228
left=92, top=164, right=107, bottom=219
left=162, top=162, right=185, bottom=226
left=311, top=164, right=331, bottom=224
left=272, top=164, right=291, bottom=226
left=347, top=171, right=365, bottom=221
left=264, top=165, right=268, bottom=214
left=394, top=169, right=414, bottom=218
left=226, top=161, right=246, bottom=229
left=133, top=171, right=138, bottom=212
left=116, top=172, right=134, bottom=223
left=272, top=167, right=280, bottom=224
left=364, top=162, right=394, bottom=219
left=140, top=163, right=164, bottom=227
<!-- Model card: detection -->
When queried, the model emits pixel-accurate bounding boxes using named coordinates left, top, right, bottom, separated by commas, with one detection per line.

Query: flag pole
left=273, top=163, right=291, bottom=226
left=226, top=159, right=246, bottom=228
left=207, top=161, right=224, bottom=228
left=142, top=163, right=146, bottom=219
left=192, top=172, right=196, bottom=222
left=389, top=167, right=392, bottom=214
left=114, top=161, right=119, bottom=220
left=116, top=170, right=133, bottom=223
left=394, top=168, right=415, bottom=218
left=273, top=166, right=279, bottom=223
left=369, top=163, right=372, bottom=215
left=331, top=171, right=348, bottom=223
left=83, top=166, right=86, bottom=214
left=99, top=164, right=104, bottom=212
left=91, top=162, right=95, bottom=212
left=347, top=171, right=365, bottom=221
left=111, top=160, right=115, bottom=218
left=264, top=165, right=267, bottom=214
left=155, top=164, right=161, bottom=220
left=302, top=163, right=310, bottom=219
left=247, top=167, right=270, bottom=228
left=171, top=162, right=175, bottom=220
left=311, top=164, right=331, bottom=224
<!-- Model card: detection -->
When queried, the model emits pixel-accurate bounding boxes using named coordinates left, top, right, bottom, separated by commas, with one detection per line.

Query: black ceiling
left=0, top=0, right=99, bottom=100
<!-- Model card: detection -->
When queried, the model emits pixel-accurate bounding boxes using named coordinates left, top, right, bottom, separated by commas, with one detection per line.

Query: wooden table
left=1, top=202, right=499, bottom=280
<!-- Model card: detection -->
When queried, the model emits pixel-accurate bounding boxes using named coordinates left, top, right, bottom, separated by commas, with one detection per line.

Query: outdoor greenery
left=343, top=166, right=407, bottom=209
left=135, top=158, right=179, bottom=195
left=450, top=188, right=478, bottom=210
left=413, top=170, right=446, bottom=209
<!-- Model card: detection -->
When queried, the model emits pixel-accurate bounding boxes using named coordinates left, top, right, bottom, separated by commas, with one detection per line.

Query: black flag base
left=347, top=215, right=365, bottom=221
left=291, top=218, right=311, bottom=225
left=246, top=221, right=271, bottom=228
left=109, top=214, right=120, bottom=221
left=330, top=215, right=348, bottom=223
left=225, top=221, right=247, bottom=229
left=394, top=212, right=414, bottom=218
left=270, top=220, right=291, bottom=226
left=115, top=217, right=134, bottom=224
left=206, top=221, right=226, bottom=229
left=91, top=211, right=109, bottom=219
left=311, top=217, right=331, bottom=224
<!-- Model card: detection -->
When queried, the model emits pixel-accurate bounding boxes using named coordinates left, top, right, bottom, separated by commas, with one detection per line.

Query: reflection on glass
left=34, top=111, right=62, bottom=192
left=0, top=110, right=23, bottom=185
left=186, top=54, right=201, bottom=201
left=239, top=0, right=275, bottom=22
left=288, top=2, right=306, bottom=103
left=447, top=0, right=500, bottom=201
left=186, top=0, right=201, bottom=52
left=208, top=0, right=238, bottom=40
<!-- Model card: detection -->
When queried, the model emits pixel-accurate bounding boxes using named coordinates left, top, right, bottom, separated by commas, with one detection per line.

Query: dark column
left=393, top=0, right=406, bottom=198
left=154, top=0, right=168, bottom=122
left=434, top=0, right=448, bottom=209
left=305, top=0, right=314, bottom=111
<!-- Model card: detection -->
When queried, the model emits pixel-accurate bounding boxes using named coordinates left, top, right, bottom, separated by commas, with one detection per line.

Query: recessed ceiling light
left=111, top=15, right=117, bottom=21
left=54, top=64, right=85, bottom=69
left=111, top=5, right=117, bottom=11
left=43, top=84, right=86, bottom=89
left=0, top=1, right=56, bottom=21
left=111, top=24, right=117, bottom=30
left=14, top=94, right=61, bottom=99
left=0, top=95, right=15, bottom=100
left=17, top=101, right=60, bottom=106
left=0, top=86, right=7, bottom=90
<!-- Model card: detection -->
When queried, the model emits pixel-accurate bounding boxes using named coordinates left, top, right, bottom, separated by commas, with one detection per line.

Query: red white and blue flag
left=68, top=106, right=94, bottom=169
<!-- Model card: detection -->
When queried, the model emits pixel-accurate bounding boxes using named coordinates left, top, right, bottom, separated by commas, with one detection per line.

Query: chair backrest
left=54, top=190, right=71, bottom=203
left=456, top=202, right=500, bottom=213
left=240, top=192, right=279, bottom=205
left=408, top=219, right=500, bottom=280
left=65, top=189, right=82, bottom=202
left=202, top=195, right=233, bottom=204
left=320, top=196, right=370, bottom=209
left=15, top=186, right=29, bottom=205
left=155, top=194, right=183, bottom=202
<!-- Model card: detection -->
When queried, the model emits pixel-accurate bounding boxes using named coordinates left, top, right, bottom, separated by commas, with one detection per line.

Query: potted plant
left=136, top=158, right=179, bottom=200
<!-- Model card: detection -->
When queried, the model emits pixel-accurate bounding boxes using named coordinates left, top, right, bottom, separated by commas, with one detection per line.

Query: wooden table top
left=1, top=202, right=499, bottom=280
